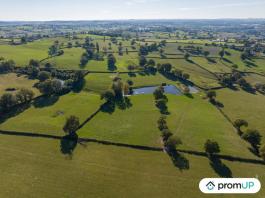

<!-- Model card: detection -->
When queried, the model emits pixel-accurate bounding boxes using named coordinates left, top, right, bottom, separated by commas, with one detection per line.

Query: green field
left=151, top=57, right=220, bottom=88
left=0, top=38, right=68, bottom=66
left=43, top=47, right=85, bottom=69
left=191, top=57, right=231, bottom=73
left=84, top=72, right=183, bottom=93
left=216, top=88, right=265, bottom=142
left=244, top=73, right=265, bottom=86
left=223, top=49, right=265, bottom=74
left=0, top=73, right=40, bottom=96
left=0, top=92, right=102, bottom=135
left=0, top=135, right=264, bottom=198
left=0, top=31, right=265, bottom=198
left=78, top=95, right=162, bottom=147
left=166, top=94, right=255, bottom=157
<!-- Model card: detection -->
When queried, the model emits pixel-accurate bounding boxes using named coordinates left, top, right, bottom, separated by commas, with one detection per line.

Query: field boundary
left=0, top=129, right=264, bottom=165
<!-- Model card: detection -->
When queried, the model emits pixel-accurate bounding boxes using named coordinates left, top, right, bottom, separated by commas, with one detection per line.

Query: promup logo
left=199, top=178, right=261, bottom=194
left=206, top=181, right=215, bottom=191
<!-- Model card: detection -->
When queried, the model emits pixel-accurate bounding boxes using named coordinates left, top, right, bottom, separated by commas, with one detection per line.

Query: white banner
left=199, top=178, right=261, bottom=194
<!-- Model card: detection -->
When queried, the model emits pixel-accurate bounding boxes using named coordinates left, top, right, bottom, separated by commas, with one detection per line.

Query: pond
left=132, top=85, right=198, bottom=95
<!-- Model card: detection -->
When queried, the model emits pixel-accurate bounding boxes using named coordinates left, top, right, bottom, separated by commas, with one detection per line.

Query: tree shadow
left=128, top=72, right=137, bottom=77
left=222, top=58, right=233, bottom=64
left=241, top=86, right=256, bottom=95
left=101, top=101, right=116, bottom=114
left=60, top=134, right=78, bottom=157
left=160, top=72, right=178, bottom=82
left=186, top=59, right=195, bottom=64
left=33, top=95, right=59, bottom=108
left=226, top=85, right=239, bottom=91
left=244, top=60, right=257, bottom=68
left=215, top=101, right=224, bottom=108
left=108, top=64, right=117, bottom=71
left=207, top=58, right=217, bottom=64
left=184, top=93, right=194, bottom=99
left=248, top=147, right=260, bottom=157
left=72, top=79, right=85, bottom=93
left=209, top=156, right=232, bottom=178
left=0, top=103, right=31, bottom=124
left=168, top=150, right=189, bottom=171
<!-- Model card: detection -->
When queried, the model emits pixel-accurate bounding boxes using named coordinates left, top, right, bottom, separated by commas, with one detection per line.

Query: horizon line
left=1, top=18, right=265, bottom=22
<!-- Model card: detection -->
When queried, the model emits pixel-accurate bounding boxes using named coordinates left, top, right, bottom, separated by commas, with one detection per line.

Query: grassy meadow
left=84, top=72, right=182, bottom=93
left=0, top=92, right=102, bottom=135
left=216, top=88, right=265, bottom=142
left=0, top=32, right=264, bottom=198
left=78, top=95, right=162, bottom=147
left=166, top=94, right=255, bottom=158
left=0, top=73, right=40, bottom=96
left=0, top=135, right=264, bottom=198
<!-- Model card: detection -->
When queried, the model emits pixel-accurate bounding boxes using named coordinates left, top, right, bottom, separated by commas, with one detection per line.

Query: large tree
left=139, top=56, right=147, bottom=67
left=38, top=79, right=63, bottom=95
left=165, top=136, right=182, bottom=152
left=157, top=116, right=168, bottom=131
left=101, top=90, right=115, bottom=103
left=234, top=119, right=248, bottom=132
left=242, top=129, right=262, bottom=150
left=107, top=54, right=116, bottom=70
left=0, top=93, right=17, bottom=112
left=38, top=71, right=51, bottom=82
left=63, top=116, right=80, bottom=135
left=206, top=90, right=217, bottom=103
left=153, top=86, right=165, bottom=100
left=204, top=139, right=220, bottom=156
left=16, top=88, right=34, bottom=103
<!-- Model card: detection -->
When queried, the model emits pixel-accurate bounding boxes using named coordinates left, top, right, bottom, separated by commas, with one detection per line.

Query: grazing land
left=0, top=20, right=265, bottom=198
left=0, top=73, right=40, bottom=96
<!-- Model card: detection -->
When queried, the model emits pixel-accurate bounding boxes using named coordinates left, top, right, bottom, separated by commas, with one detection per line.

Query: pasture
left=216, top=88, right=265, bottom=142
left=0, top=73, right=40, bottom=96
left=0, top=92, right=102, bottom=135
left=0, top=135, right=264, bottom=198
left=0, top=31, right=265, bottom=198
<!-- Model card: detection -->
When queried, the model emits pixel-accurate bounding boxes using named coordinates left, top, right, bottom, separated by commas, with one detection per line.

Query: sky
left=0, top=0, right=265, bottom=21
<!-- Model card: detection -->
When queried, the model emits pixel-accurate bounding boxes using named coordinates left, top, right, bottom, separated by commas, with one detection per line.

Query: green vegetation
left=0, top=26, right=265, bottom=198
left=216, top=88, right=265, bottom=141
left=0, top=92, right=102, bottom=135
left=0, top=135, right=264, bottom=198
left=0, top=73, right=40, bottom=96
left=79, top=95, right=162, bottom=147
left=165, top=95, right=254, bottom=158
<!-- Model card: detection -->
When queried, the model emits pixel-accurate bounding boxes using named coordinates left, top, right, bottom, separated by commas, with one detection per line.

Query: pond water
left=133, top=85, right=198, bottom=95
